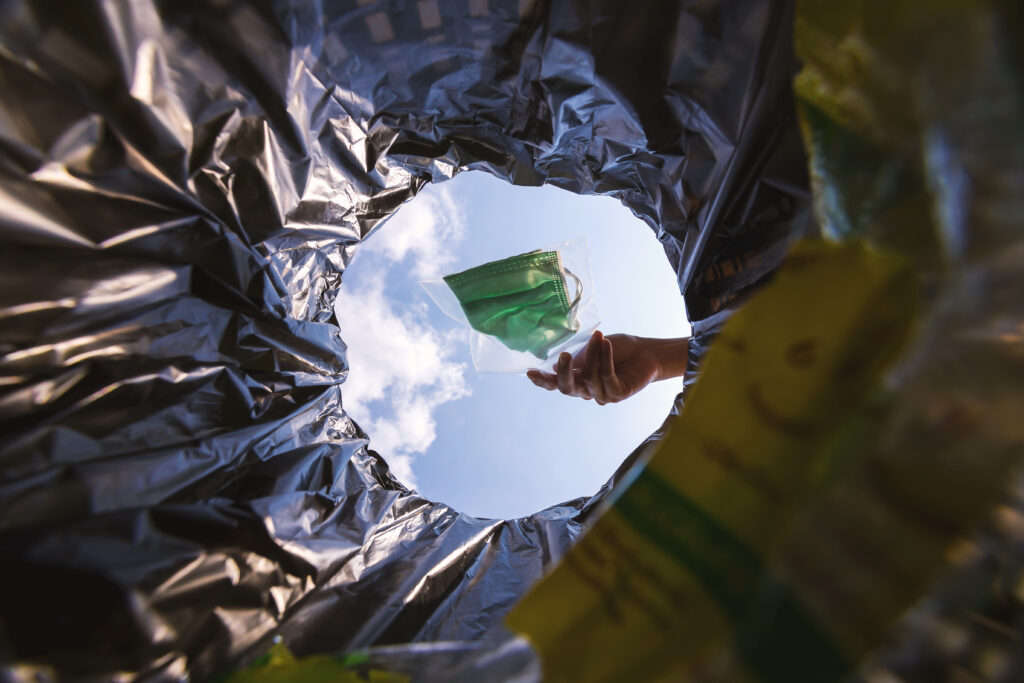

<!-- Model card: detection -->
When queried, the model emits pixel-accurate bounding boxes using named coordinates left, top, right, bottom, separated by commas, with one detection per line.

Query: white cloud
left=360, top=183, right=466, bottom=279
left=337, top=183, right=471, bottom=489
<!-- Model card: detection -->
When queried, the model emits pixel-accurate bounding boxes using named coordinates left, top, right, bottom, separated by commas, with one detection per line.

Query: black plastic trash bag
left=1, top=0, right=1021, bottom=680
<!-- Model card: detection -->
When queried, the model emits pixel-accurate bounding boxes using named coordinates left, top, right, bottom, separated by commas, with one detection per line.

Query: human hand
left=526, top=330, right=673, bottom=405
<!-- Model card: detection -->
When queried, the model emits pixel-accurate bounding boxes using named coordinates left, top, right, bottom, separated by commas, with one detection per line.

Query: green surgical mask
left=443, top=250, right=581, bottom=359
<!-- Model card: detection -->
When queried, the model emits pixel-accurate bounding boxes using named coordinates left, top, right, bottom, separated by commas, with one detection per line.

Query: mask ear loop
left=563, top=266, right=583, bottom=331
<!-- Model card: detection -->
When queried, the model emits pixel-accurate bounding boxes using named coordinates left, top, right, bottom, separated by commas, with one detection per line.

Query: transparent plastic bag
left=421, top=236, right=600, bottom=373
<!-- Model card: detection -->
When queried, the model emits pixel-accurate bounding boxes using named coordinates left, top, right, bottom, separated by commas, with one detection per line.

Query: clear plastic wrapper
left=421, top=236, right=599, bottom=373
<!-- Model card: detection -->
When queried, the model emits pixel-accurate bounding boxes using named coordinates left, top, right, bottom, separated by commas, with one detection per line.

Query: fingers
left=582, top=331, right=607, bottom=405
left=600, top=338, right=624, bottom=402
left=528, top=344, right=602, bottom=401
left=556, top=352, right=575, bottom=395
left=526, top=369, right=556, bottom=391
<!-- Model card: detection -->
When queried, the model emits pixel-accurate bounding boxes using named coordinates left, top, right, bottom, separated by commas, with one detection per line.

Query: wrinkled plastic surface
left=421, top=237, right=599, bottom=372
left=507, top=0, right=1024, bottom=680
left=0, top=1, right=808, bottom=677
left=1, top=0, right=1019, bottom=680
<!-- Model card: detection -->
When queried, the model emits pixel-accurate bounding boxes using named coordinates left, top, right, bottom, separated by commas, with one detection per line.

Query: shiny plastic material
left=1, top=0, right=1019, bottom=681
left=510, top=0, right=1024, bottom=680
left=0, top=1, right=807, bottom=678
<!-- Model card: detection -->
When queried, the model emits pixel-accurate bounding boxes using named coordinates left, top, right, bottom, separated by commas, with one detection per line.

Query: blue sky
left=335, top=171, right=690, bottom=519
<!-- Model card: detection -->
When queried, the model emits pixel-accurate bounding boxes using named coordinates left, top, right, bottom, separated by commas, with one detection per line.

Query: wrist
left=646, top=336, right=689, bottom=382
